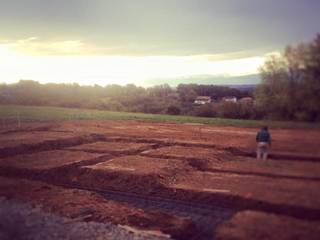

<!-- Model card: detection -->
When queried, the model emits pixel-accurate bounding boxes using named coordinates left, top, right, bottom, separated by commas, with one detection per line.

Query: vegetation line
left=1, top=105, right=319, bottom=129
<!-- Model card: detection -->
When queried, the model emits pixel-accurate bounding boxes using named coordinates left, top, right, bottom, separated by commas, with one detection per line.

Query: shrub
left=167, top=105, right=181, bottom=115
left=194, top=104, right=215, bottom=117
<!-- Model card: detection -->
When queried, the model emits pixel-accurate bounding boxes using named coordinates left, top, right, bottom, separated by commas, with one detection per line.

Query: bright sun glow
left=0, top=39, right=266, bottom=86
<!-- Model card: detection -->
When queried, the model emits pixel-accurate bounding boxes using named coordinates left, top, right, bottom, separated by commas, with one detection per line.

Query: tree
left=255, top=34, right=320, bottom=121
left=300, top=35, right=320, bottom=120
left=177, top=84, right=197, bottom=103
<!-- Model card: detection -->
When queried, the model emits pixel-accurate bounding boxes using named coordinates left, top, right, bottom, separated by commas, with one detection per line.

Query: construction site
left=0, top=120, right=320, bottom=240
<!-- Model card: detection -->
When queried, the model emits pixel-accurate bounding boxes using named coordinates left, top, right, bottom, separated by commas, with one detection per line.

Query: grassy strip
left=0, top=104, right=319, bottom=129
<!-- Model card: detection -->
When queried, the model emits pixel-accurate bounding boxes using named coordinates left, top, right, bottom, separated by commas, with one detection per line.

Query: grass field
left=1, top=104, right=319, bottom=129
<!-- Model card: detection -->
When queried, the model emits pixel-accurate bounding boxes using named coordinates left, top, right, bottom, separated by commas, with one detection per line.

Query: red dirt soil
left=0, top=131, right=82, bottom=148
left=2, top=120, right=320, bottom=156
left=86, top=155, right=191, bottom=175
left=68, top=141, right=155, bottom=154
left=70, top=156, right=192, bottom=194
left=1, top=120, right=320, bottom=240
left=171, top=170, right=320, bottom=210
left=0, top=150, right=103, bottom=170
left=207, top=157, right=320, bottom=178
left=215, top=210, right=320, bottom=240
left=141, top=146, right=231, bottom=161
left=47, top=120, right=320, bottom=156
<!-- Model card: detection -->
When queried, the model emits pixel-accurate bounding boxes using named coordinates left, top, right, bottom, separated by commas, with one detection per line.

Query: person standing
left=256, top=126, right=271, bottom=160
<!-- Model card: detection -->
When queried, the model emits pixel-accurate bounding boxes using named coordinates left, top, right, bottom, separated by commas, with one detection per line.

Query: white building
left=222, top=96, right=237, bottom=103
left=194, top=96, right=212, bottom=105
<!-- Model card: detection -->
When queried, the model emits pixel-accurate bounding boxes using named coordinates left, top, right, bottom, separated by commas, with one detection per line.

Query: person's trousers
left=257, top=142, right=269, bottom=160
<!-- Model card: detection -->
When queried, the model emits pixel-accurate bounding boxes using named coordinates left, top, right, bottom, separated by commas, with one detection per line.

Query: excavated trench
left=61, top=184, right=235, bottom=240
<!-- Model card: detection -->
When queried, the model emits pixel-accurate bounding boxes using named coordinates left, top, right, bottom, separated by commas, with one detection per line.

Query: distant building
left=239, top=97, right=254, bottom=104
left=194, top=96, right=212, bottom=105
left=222, top=96, right=237, bottom=103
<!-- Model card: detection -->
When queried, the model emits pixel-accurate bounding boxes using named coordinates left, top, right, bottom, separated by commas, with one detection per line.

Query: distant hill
left=223, top=84, right=257, bottom=92
left=146, top=74, right=260, bottom=87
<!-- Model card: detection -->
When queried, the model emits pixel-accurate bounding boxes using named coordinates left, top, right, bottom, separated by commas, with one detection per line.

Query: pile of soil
left=215, top=210, right=320, bottom=240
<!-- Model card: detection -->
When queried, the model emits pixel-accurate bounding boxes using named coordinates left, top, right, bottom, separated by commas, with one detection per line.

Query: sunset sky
left=0, top=0, right=319, bottom=87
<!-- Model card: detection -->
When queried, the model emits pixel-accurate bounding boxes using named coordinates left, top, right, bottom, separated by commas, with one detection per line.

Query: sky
left=0, top=0, right=319, bottom=87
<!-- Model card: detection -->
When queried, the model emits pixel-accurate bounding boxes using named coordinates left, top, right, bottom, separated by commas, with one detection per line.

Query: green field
left=0, top=104, right=319, bottom=129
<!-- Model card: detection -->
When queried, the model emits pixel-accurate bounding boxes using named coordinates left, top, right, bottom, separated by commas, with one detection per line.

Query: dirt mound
left=63, top=168, right=168, bottom=194
left=215, top=210, right=320, bottom=240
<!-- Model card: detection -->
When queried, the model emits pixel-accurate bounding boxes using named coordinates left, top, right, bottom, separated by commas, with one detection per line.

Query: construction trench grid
left=0, top=133, right=236, bottom=239
left=0, top=128, right=320, bottom=240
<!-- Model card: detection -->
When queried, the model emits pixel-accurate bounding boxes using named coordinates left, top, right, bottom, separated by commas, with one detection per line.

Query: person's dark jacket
left=256, top=130, right=271, bottom=143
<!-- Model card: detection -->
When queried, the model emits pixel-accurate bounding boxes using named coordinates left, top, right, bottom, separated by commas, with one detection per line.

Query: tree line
left=0, top=80, right=253, bottom=118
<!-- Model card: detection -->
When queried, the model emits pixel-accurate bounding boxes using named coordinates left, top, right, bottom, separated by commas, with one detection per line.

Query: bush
left=294, top=111, right=312, bottom=122
left=194, top=104, right=215, bottom=117
left=238, top=103, right=255, bottom=119
left=167, top=105, right=181, bottom=115
left=97, top=98, right=124, bottom=111
left=214, top=102, right=240, bottom=119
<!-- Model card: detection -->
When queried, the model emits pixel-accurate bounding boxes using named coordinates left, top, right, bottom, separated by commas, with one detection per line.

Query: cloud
left=0, top=38, right=165, bottom=56
left=0, top=38, right=98, bottom=56
left=0, top=37, right=268, bottom=86
left=0, top=38, right=272, bottom=62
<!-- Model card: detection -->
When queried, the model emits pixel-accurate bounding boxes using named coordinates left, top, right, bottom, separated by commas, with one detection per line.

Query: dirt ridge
left=0, top=134, right=106, bottom=158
